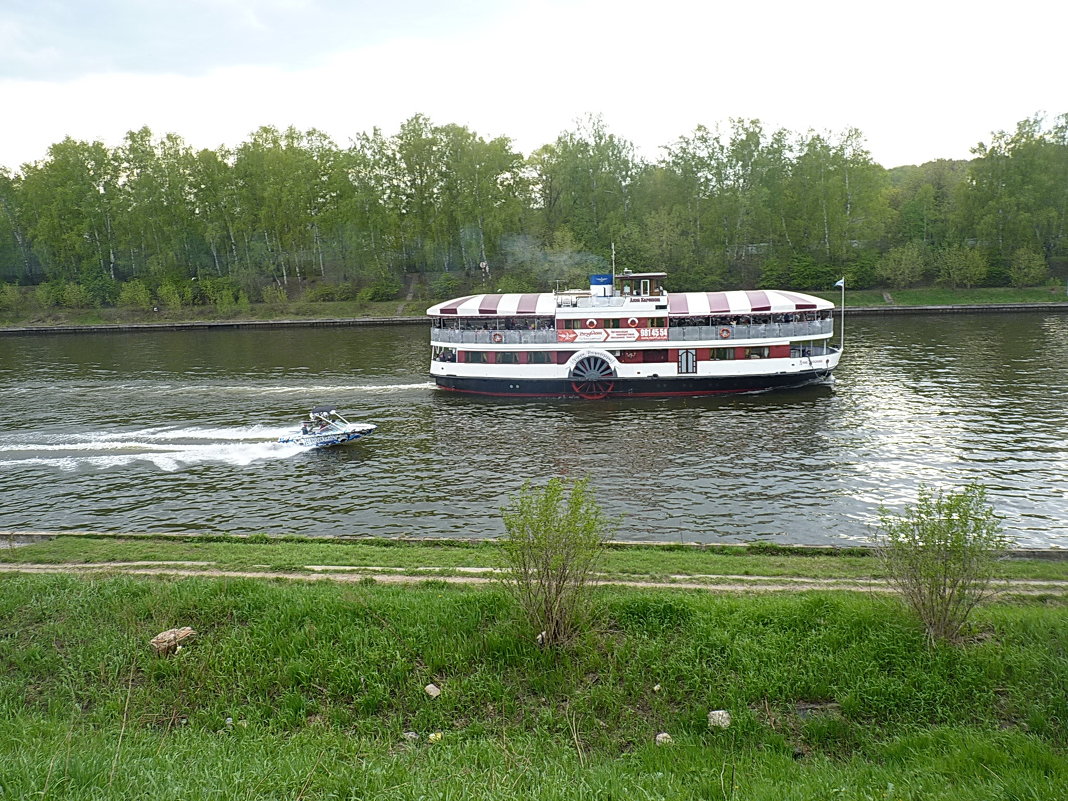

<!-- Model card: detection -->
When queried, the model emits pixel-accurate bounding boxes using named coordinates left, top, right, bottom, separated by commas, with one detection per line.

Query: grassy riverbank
left=2, top=285, right=1067, bottom=330
left=1, top=539, right=1066, bottom=799
left=1, top=570, right=1066, bottom=799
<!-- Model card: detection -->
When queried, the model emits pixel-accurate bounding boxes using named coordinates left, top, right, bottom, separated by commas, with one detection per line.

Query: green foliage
left=260, top=283, right=288, bottom=304
left=876, top=482, right=1010, bottom=645
left=937, top=245, right=988, bottom=288
left=876, top=241, right=928, bottom=288
left=1008, top=248, right=1048, bottom=287
left=358, top=273, right=402, bottom=302
left=1, top=113, right=1066, bottom=296
left=0, top=283, right=23, bottom=312
left=429, top=272, right=462, bottom=299
left=60, top=281, right=94, bottom=308
left=157, top=280, right=192, bottom=309
left=495, top=272, right=539, bottom=293
left=117, top=279, right=153, bottom=310
left=33, top=280, right=64, bottom=308
left=500, top=477, right=614, bottom=648
left=301, top=283, right=340, bottom=302
left=198, top=277, right=242, bottom=308
left=756, top=258, right=791, bottom=289
left=788, top=256, right=839, bottom=290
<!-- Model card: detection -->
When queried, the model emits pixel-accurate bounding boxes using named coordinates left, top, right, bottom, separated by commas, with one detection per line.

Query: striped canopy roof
left=666, top=290, right=832, bottom=316
left=426, top=290, right=832, bottom=317
left=427, top=293, right=559, bottom=317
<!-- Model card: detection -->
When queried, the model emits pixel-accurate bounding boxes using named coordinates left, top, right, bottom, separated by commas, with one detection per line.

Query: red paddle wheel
left=569, top=355, right=616, bottom=399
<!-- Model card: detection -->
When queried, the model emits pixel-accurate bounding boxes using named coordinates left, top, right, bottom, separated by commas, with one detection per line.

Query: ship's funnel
left=590, top=274, right=613, bottom=297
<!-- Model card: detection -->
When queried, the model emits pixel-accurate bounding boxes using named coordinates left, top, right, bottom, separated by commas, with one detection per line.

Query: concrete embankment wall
left=3, top=302, right=1068, bottom=337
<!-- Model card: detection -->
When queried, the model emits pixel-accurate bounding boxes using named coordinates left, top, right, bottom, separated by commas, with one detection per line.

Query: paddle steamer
left=427, top=271, right=841, bottom=398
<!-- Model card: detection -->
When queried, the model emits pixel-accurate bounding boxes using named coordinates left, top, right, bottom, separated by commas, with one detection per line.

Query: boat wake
left=0, top=425, right=306, bottom=472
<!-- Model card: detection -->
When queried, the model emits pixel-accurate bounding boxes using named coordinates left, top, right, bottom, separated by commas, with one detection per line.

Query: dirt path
left=2, top=562, right=1066, bottom=596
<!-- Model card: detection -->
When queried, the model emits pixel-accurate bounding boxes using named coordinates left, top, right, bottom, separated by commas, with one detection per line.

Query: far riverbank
left=4, top=299, right=1068, bottom=337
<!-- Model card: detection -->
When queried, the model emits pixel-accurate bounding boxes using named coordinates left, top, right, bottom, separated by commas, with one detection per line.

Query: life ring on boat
left=491, top=332, right=504, bottom=344
left=585, top=318, right=598, bottom=329
left=719, top=327, right=731, bottom=339
left=626, top=317, right=639, bottom=328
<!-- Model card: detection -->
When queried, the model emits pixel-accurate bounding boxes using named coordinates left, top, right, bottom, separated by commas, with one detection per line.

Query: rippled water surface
left=1, top=314, right=1066, bottom=547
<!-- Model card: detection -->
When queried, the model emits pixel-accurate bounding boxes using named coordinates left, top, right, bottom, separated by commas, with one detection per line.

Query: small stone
left=402, top=731, right=419, bottom=741
left=424, top=683, right=441, bottom=698
left=428, top=731, right=443, bottom=743
left=150, top=627, right=196, bottom=656
left=653, top=684, right=661, bottom=692
left=708, top=710, right=732, bottom=729
left=655, top=732, right=673, bottom=745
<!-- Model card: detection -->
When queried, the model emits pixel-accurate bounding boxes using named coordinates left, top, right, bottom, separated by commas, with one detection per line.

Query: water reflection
left=0, top=314, right=1066, bottom=547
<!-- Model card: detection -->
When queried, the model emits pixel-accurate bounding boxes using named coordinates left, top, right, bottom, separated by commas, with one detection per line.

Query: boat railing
left=667, top=320, right=831, bottom=341
left=431, top=329, right=559, bottom=345
left=431, top=319, right=831, bottom=345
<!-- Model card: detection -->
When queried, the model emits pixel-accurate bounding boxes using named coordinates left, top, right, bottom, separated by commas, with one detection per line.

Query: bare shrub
left=876, top=482, right=1010, bottom=645
left=500, top=477, right=614, bottom=648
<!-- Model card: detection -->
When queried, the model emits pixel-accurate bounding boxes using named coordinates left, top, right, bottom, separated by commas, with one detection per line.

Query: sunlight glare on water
left=0, top=315, right=1065, bottom=547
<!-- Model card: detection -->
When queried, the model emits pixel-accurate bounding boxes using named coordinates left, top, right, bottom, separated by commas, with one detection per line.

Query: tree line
left=0, top=112, right=1065, bottom=309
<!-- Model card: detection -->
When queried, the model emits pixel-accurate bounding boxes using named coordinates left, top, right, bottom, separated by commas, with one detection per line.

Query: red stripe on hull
left=434, top=384, right=760, bottom=398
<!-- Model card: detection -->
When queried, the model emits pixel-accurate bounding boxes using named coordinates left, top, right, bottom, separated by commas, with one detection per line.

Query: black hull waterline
left=434, top=369, right=833, bottom=399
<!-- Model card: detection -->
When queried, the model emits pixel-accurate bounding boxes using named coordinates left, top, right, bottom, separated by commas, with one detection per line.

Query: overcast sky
left=1, top=0, right=1064, bottom=171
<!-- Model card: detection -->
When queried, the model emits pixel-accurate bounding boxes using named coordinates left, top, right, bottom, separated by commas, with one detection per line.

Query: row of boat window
left=430, top=311, right=830, bottom=330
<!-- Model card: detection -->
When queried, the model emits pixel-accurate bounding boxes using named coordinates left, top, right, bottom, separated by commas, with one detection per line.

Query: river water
left=1, top=313, right=1066, bottom=548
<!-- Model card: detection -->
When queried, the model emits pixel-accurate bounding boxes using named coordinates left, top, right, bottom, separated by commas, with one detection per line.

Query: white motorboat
left=278, top=406, right=377, bottom=448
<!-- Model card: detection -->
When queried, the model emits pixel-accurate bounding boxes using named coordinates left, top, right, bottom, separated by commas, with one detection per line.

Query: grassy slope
left=2, top=285, right=1068, bottom=328
left=4, top=535, right=1068, bottom=582
left=1, top=566, right=1066, bottom=799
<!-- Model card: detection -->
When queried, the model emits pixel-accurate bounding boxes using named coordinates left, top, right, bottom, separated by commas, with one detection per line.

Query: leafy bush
left=757, top=258, right=791, bottom=289
left=938, top=245, right=988, bottom=288
left=1009, top=249, right=1048, bottom=288
left=260, top=284, right=289, bottom=305
left=0, top=283, right=23, bottom=312
left=499, top=477, right=615, bottom=648
left=876, top=482, right=1010, bottom=645
left=495, top=272, right=538, bottom=294
left=157, top=281, right=192, bottom=309
left=34, top=281, right=65, bottom=308
left=789, top=256, right=839, bottom=290
left=301, top=283, right=338, bottom=302
left=78, top=270, right=118, bottom=306
left=199, top=277, right=241, bottom=308
left=358, top=275, right=403, bottom=302
left=430, top=272, right=462, bottom=299
left=61, top=282, right=94, bottom=308
left=117, top=279, right=154, bottom=310
left=876, top=241, right=928, bottom=289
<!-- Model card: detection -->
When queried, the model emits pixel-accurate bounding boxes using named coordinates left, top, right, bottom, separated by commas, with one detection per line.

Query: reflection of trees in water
left=5, top=314, right=1067, bottom=546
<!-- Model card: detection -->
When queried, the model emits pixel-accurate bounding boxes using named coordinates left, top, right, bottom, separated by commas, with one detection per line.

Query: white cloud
left=1, top=0, right=1064, bottom=170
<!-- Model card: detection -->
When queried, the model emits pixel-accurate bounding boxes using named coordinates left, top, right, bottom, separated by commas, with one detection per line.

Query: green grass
left=4, top=285, right=1068, bottom=329
left=808, top=284, right=1068, bottom=307
left=0, top=298, right=429, bottom=328
left=4, top=534, right=1067, bottom=583
left=0, top=572, right=1065, bottom=798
